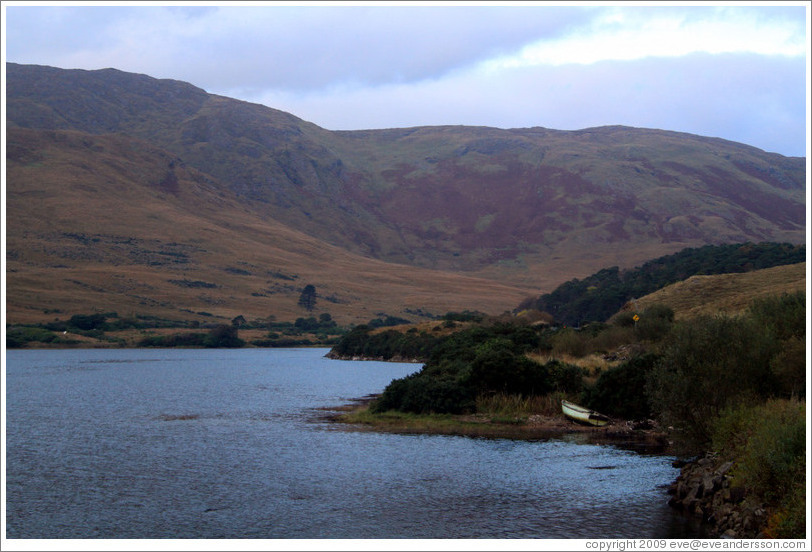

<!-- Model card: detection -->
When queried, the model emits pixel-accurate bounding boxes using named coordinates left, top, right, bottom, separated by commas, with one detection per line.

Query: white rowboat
left=561, top=400, right=611, bottom=427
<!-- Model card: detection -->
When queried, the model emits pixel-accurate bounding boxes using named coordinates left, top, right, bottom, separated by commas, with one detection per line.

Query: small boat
left=561, top=400, right=611, bottom=427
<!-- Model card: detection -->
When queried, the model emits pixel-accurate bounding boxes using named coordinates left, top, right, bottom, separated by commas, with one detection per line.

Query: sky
left=2, top=1, right=809, bottom=157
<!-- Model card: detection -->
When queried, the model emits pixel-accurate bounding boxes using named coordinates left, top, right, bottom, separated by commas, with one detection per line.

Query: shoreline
left=319, top=395, right=673, bottom=454
left=321, top=397, right=769, bottom=539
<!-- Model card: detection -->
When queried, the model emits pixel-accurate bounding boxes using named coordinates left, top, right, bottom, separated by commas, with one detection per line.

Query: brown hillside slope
left=6, top=63, right=806, bottom=292
left=5, top=128, right=536, bottom=325
left=619, top=262, right=807, bottom=320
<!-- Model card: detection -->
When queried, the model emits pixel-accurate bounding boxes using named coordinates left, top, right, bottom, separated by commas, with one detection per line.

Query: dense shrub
left=747, top=291, right=805, bottom=342
left=371, top=324, right=549, bottom=414
left=68, top=313, right=107, bottom=331
left=770, top=337, right=806, bottom=399
left=464, top=339, right=552, bottom=397
left=545, top=360, right=586, bottom=395
left=139, top=333, right=208, bottom=347
left=634, top=304, right=674, bottom=341
left=204, top=324, right=244, bottom=348
left=138, top=325, right=244, bottom=348
left=550, top=328, right=590, bottom=357
left=646, top=315, right=778, bottom=452
left=522, top=242, right=804, bottom=326
left=583, top=353, right=660, bottom=419
left=372, top=372, right=473, bottom=414
left=712, top=399, right=806, bottom=538
left=329, top=326, right=439, bottom=360
left=6, top=326, right=63, bottom=348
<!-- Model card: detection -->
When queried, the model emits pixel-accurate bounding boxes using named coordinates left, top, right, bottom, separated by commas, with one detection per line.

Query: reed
left=475, top=391, right=569, bottom=418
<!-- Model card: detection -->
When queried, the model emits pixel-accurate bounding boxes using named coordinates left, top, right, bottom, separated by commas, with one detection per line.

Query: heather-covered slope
left=7, top=64, right=805, bottom=279
left=5, top=63, right=807, bottom=324
left=5, top=128, right=536, bottom=325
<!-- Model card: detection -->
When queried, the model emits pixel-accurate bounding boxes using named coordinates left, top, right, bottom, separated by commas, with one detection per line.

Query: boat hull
left=561, top=400, right=611, bottom=427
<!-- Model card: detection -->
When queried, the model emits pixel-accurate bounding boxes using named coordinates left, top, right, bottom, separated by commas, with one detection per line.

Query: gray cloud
left=6, top=5, right=598, bottom=90
left=4, top=4, right=807, bottom=156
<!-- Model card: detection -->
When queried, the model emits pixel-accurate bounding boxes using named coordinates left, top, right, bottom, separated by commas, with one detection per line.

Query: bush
left=6, top=326, right=62, bottom=348
left=545, top=360, right=586, bottom=394
left=371, top=372, right=474, bottom=414
left=747, top=291, right=805, bottom=342
left=584, top=354, right=659, bottom=419
left=646, top=315, right=777, bottom=452
left=635, top=304, right=674, bottom=341
left=551, top=328, right=590, bottom=357
left=68, top=313, right=107, bottom=331
left=204, top=324, right=244, bottom=348
left=370, top=324, right=549, bottom=414
left=464, top=339, right=552, bottom=397
left=713, top=399, right=806, bottom=538
left=139, top=333, right=208, bottom=347
left=770, top=336, right=806, bottom=399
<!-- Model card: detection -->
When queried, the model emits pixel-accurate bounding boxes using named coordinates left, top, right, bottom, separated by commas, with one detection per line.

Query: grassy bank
left=331, top=391, right=670, bottom=450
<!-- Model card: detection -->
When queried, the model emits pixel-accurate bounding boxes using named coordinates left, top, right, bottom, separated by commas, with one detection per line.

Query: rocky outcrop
left=668, top=454, right=768, bottom=538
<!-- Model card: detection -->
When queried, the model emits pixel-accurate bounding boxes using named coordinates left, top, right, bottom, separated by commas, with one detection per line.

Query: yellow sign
left=633, top=314, right=640, bottom=322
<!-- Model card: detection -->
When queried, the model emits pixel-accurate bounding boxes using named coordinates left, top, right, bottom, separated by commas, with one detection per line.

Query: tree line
left=518, top=242, right=804, bottom=326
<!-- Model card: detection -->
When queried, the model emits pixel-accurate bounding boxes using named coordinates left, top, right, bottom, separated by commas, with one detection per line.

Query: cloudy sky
left=3, top=2, right=809, bottom=156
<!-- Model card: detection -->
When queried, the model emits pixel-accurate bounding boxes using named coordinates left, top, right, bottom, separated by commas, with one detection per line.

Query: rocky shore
left=668, top=453, right=767, bottom=538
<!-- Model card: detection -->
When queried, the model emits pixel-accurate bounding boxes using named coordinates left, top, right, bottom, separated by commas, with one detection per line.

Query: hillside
left=520, top=242, right=806, bottom=326
left=5, top=63, right=807, bottom=325
left=621, top=262, right=807, bottom=320
left=5, top=128, right=536, bottom=325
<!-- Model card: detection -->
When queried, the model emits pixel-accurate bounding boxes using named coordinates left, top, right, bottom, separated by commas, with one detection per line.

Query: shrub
left=551, top=328, right=590, bottom=357
left=584, top=353, right=659, bottom=419
left=68, top=313, right=107, bottom=331
left=204, top=324, right=244, bottom=348
left=635, top=304, right=674, bottom=341
left=747, top=291, right=805, bottom=342
left=371, top=372, right=474, bottom=415
left=545, top=360, right=586, bottom=394
left=646, top=315, right=777, bottom=452
left=770, top=336, right=806, bottom=399
left=713, top=399, right=806, bottom=538
left=370, top=324, right=549, bottom=415
left=464, top=339, right=552, bottom=397
left=6, top=326, right=62, bottom=348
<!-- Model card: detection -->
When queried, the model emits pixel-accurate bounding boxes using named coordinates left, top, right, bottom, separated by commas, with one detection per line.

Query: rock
left=667, top=454, right=770, bottom=538
left=729, top=486, right=746, bottom=503
left=715, top=461, right=734, bottom=476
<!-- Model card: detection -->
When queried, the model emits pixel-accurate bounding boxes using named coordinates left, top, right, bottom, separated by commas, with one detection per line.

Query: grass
left=475, top=391, right=568, bottom=418
left=712, top=399, right=806, bottom=539
left=631, top=263, right=806, bottom=321
left=6, top=129, right=537, bottom=327
left=334, top=390, right=595, bottom=440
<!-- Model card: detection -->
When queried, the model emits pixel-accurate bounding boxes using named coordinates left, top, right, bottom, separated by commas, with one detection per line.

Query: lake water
left=5, top=348, right=705, bottom=539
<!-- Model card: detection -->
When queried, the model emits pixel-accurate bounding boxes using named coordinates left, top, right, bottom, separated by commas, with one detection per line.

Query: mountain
left=5, top=127, right=536, bottom=325
left=5, top=63, right=807, bottom=325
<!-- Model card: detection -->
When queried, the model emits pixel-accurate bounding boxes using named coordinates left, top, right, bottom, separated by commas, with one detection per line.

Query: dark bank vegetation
left=333, top=291, right=806, bottom=538
left=518, top=242, right=804, bottom=327
left=6, top=311, right=349, bottom=348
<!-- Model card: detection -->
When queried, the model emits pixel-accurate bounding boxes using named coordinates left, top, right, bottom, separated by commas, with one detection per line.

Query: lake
left=5, top=348, right=705, bottom=539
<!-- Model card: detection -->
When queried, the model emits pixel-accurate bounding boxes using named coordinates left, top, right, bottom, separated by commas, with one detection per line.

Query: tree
left=298, top=284, right=317, bottom=311
left=204, top=324, right=244, bottom=348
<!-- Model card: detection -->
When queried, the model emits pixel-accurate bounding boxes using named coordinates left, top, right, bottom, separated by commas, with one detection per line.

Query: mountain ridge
left=5, top=62, right=807, bottom=324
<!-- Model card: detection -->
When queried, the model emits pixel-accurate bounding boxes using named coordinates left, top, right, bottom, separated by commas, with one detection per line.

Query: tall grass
left=476, top=391, right=568, bottom=418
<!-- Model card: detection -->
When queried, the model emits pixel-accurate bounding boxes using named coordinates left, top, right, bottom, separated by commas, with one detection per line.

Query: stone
left=715, top=461, right=735, bottom=476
